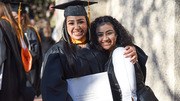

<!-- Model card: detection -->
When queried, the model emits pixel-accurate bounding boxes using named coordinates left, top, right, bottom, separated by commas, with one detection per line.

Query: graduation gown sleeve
left=41, top=46, right=72, bottom=101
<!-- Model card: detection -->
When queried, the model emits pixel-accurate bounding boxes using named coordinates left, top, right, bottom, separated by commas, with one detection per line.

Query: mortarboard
left=0, top=0, right=11, bottom=3
left=10, top=2, right=29, bottom=14
left=52, top=0, right=97, bottom=17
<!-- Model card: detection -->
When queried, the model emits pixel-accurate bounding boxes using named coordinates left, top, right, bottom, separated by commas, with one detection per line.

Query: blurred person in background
left=11, top=1, right=42, bottom=100
left=29, top=14, right=36, bottom=26
left=0, top=0, right=33, bottom=101
left=36, top=19, right=56, bottom=58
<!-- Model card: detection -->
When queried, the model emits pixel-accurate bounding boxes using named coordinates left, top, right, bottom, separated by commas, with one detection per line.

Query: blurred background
left=25, top=0, right=180, bottom=101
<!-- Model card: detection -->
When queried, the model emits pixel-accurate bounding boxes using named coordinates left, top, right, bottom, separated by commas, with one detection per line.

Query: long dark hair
left=0, top=3, right=19, bottom=36
left=91, top=16, right=134, bottom=53
left=21, top=13, right=31, bottom=32
left=61, top=16, right=91, bottom=74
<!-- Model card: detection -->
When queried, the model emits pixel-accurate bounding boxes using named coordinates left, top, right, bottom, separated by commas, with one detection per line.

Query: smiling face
left=66, top=16, right=88, bottom=40
left=96, top=23, right=117, bottom=53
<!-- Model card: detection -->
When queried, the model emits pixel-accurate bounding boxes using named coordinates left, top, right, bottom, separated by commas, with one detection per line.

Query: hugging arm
left=124, top=46, right=137, bottom=64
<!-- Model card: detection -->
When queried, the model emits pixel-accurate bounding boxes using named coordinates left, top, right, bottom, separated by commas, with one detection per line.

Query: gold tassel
left=88, top=1, right=91, bottom=27
left=18, top=2, right=24, bottom=38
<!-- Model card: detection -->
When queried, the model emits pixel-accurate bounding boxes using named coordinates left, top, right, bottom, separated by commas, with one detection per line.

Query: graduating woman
left=0, top=0, right=32, bottom=101
left=11, top=2, right=43, bottom=98
left=41, top=1, right=140, bottom=101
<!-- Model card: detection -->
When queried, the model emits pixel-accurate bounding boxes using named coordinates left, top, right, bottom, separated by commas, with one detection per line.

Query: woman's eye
left=78, top=21, right=84, bottom=24
left=97, top=34, right=103, bottom=37
left=68, top=23, right=74, bottom=25
left=107, top=32, right=112, bottom=35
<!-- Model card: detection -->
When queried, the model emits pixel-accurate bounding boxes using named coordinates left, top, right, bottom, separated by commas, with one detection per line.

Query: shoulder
left=112, top=47, right=128, bottom=61
left=26, top=26, right=36, bottom=33
left=0, top=19, right=11, bottom=28
left=0, top=18, right=7, bottom=23
left=41, top=41, right=66, bottom=76
left=112, top=47, right=125, bottom=55
left=45, top=41, right=64, bottom=55
left=0, top=19, right=15, bottom=37
left=45, top=42, right=64, bottom=58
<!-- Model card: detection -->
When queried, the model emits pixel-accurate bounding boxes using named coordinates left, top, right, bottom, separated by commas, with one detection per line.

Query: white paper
left=66, top=72, right=113, bottom=101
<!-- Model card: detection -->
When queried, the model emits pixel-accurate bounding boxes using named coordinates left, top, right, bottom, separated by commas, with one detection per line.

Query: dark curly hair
left=90, top=16, right=134, bottom=53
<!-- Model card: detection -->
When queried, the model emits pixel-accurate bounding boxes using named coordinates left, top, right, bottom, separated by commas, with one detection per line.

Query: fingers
left=124, top=46, right=138, bottom=64
left=130, top=55, right=137, bottom=64
left=125, top=50, right=136, bottom=58
left=124, top=46, right=130, bottom=50
left=124, top=46, right=133, bottom=55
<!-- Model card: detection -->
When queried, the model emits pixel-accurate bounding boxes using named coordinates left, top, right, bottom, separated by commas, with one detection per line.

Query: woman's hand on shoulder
left=124, top=46, right=137, bottom=64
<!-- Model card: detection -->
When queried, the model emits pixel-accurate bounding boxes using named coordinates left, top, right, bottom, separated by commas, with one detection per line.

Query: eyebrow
left=97, top=29, right=113, bottom=34
left=67, top=18, right=85, bottom=22
left=77, top=18, right=85, bottom=21
left=106, top=30, right=113, bottom=33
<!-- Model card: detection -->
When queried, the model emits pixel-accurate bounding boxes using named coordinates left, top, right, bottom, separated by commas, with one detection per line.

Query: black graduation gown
left=0, top=18, right=26, bottom=101
left=135, top=45, right=148, bottom=82
left=41, top=40, right=108, bottom=101
left=24, top=26, right=42, bottom=96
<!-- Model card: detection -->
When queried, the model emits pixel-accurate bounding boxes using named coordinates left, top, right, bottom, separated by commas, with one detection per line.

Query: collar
left=70, top=36, right=86, bottom=44
left=1, top=16, right=12, bottom=25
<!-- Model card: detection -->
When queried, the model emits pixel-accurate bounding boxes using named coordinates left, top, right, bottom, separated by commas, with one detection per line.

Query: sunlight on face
left=96, top=23, right=117, bottom=52
left=66, top=16, right=88, bottom=40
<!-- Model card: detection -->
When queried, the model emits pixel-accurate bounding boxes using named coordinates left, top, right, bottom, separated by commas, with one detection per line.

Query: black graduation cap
left=52, top=0, right=97, bottom=17
left=10, top=2, right=29, bottom=13
left=0, top=0, right=11, bottom=3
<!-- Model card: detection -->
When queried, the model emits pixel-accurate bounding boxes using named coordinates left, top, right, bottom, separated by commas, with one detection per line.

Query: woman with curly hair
left=90, top=16, right=157, bottom=101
